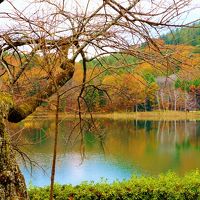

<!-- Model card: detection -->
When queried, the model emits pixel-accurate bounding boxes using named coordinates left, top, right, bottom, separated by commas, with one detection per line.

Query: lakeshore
left=28, top=110, right=200, bottom=121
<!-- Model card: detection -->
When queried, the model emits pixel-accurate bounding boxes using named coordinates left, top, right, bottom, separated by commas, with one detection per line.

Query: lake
left=12, top=118, right=200, bottom=186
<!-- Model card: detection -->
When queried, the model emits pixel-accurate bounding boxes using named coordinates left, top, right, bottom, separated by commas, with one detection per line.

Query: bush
left=28, top=170, right=200, bottom=200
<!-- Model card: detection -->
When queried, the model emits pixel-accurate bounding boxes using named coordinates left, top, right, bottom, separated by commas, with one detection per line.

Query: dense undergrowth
left=29, top=170, right=200, bottom=200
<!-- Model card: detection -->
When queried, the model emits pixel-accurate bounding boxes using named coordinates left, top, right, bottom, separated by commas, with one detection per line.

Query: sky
left=0, top=0, right=199, bottom=23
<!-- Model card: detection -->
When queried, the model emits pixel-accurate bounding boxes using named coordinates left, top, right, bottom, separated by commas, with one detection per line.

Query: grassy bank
left=29, top=171, right=200, bottom=200
left=30, top=110, right=200, bottom=121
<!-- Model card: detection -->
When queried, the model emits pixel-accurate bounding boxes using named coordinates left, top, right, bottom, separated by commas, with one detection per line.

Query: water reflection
left=21, top=153, right=138, bottom=187
left=12, top=119, right=200, bottom=186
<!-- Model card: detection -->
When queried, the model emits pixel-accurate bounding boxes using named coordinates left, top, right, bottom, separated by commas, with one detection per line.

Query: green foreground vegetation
left=29, top=171, right=200, bottom=200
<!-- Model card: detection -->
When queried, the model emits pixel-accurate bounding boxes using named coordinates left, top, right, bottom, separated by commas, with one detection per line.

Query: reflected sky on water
left=21, top=153, right=138, bottom=187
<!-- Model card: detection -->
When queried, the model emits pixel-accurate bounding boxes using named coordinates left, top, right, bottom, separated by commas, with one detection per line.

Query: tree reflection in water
left=11, top=119, right=200, bottom=186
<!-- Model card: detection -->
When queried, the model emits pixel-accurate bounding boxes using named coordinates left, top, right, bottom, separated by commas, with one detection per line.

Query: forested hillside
left=88, top=23, right=200, bottom=70
left=162, top=23, right=200, bottom=47
left=75, top=25, right=200, bottom=112
left=1, top=26, right=200, bottom=113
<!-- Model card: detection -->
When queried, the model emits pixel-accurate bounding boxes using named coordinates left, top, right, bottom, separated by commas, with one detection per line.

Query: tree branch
left=7, top=61, right=75, bottom=123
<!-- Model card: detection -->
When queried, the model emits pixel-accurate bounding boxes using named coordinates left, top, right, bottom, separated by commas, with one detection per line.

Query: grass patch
left=29, top=110, right=200, bottom=121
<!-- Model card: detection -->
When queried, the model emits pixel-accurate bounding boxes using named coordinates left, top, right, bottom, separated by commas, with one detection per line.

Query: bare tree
left=0, top=0, right=199, bottom=199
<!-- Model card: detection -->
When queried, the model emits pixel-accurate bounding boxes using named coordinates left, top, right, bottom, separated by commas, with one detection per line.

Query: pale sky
left=0, top=0, right=199, bottom=24
left=0, top=1, right=199, bottom=46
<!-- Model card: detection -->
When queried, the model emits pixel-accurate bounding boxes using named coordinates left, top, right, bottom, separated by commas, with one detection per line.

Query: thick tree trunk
left=0, top=120, right=29, bottom=200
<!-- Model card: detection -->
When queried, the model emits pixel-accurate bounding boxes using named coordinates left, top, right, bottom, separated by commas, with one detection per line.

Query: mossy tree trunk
left=0, top=93, right=29, bottom=199
left=0, top=120, right=29, bottom=200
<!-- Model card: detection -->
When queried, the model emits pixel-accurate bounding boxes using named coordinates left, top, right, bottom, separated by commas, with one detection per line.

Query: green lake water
left=13, top=119, right=200, bottom=186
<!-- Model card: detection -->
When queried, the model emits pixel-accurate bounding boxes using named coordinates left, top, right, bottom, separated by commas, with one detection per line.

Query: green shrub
left=28, top=170, right=200, bottom=200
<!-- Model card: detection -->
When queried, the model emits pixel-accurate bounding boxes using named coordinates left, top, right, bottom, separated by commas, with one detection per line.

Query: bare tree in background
left=0, top=0, right=198, bottom=199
